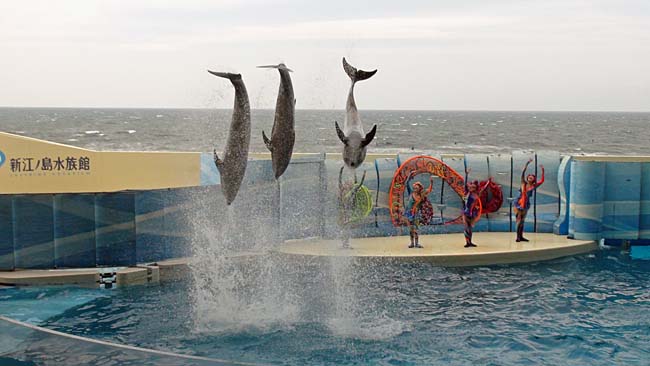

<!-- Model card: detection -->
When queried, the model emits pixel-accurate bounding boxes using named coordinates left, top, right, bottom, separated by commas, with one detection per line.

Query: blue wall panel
left=554, top=156, right=572, bottom=235
left=570, top=160, right=606, bottom=240
left=639, top=163, right=650, bottom=239
left=13, top=195, right=55, bottom=269
left=487, top=154, right=513, bottom=232
left=95, top=193, right=136, bottom=266
left=200, top=152, right=220, bottom=186
left=163, top=187, right=194, bottom=259
left=602, top=162, right=641, bottom=239
left=535, top=150, right=561, bottom=233
left=54, top=194, right=96, bottom=268
left=374, top=157, right=400, bottom=236
left=0, top=195, right=14, bottom=270
left=136, top=190, right=168, bottom=263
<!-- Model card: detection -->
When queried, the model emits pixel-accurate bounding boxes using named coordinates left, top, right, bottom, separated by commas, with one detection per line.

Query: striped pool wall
left=569, top=160, right=606, bottom=240
left=95, top=193, right=136, bottom=266
left=358, top=158, right=381, bottom=236
left=0, top=195, right=14, bottom=270
left=441, top=155, right=466, bottom=234
left=534, top=150, right=561, bottom=233
left=554, top=156, right=572, bottom=235
left=602, top=162, right=641, bottom=240
left=8, top=150, right=650, bottom=271
left=464, top=153, right=490, bottom=232
left=247, top=159, right=282, bottom=246
left=13, top=195, right=55, bottom=269
left=54, top=194, right=97, bottom=268
left=279, top=154, right=326, bottom=240
left=487, top=153, right=513, bottom=232
left=323, top=159, right=343, bottom=239
left=512, top=150, right=537, bottom=233
left=639, top=163, right=650, bottom=239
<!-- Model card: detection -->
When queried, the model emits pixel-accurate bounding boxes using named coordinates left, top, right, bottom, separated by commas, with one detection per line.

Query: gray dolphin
left=335, top=57, right=378, bottom=169
left=208, top=70, right=251, bottom=205
left=258, top=63, right=295, bottom=179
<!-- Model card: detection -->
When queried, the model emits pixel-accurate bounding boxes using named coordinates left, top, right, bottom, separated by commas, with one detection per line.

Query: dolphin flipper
left=213, top=149, right=224, bottom=173
left=335, top=121, right=348, bottom=144
left=262, top=130, right=273, bottom=152
left=361, top=124, right=378, bottom=147
left=342, top=58, right=377, bottom=82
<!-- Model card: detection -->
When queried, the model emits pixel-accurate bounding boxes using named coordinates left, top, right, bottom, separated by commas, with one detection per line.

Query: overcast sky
left=1, top=0, right=649, bottom=111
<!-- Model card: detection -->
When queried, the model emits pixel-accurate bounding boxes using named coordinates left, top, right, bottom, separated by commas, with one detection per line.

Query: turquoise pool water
left=2, top=250, right=649, bottom=365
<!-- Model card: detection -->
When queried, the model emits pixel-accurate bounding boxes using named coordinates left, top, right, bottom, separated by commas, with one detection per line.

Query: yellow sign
left=0, top=132, right=201, bottom=194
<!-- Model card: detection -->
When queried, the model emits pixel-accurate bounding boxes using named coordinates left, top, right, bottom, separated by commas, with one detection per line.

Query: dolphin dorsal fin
left=262, top=130, right=273, bottom=152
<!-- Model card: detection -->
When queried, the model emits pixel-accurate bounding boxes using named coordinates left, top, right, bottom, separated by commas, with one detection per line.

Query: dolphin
left=208, top=70, right=251, bottom=205
left=258, top=63, right=295, bottom=179
left=335, top=57, right=378, bottom=169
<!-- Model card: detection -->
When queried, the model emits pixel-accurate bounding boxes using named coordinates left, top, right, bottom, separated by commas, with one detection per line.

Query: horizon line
left=1, top=105, right=649, bottom=114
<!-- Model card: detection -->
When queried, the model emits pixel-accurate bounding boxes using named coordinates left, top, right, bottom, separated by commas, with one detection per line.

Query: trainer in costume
left=462, top=168, right=489, bottom=248
left=403, top=176, right=434, bottom=248
left=514, top=159, right=545, bottom=242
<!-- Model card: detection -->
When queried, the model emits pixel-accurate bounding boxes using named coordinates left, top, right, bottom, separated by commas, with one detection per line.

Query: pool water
left=2, top=250, right=650, bottom=365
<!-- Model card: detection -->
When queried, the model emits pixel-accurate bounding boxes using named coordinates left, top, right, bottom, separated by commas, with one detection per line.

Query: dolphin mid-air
left=258, top=63, right=295, bottom=179
left=335, top=57, right=378, bottom=169
left=208, top=70, right=251, bottom=205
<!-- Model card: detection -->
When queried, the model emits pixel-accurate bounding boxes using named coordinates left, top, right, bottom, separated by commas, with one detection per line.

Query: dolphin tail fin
left=262, top=130, right=273, bottom=151
left=257, top=64, right=293, bottom=72
left=342, top=57, right=377, bottom=82
left=213, top=149, right=224, bottom=173
left=207, top=70, right=242, bottom=81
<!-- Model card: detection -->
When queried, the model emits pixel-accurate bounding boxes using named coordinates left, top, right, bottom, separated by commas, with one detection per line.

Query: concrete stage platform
left=275, top=233, right=598, bottom=267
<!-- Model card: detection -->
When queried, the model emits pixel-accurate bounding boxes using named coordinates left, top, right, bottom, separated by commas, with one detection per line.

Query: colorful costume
left=462, top=172, right=482, bottom=247
left=515, top=162, right=545, bottom=242
left=403, top=180, right=433, bottom=248
left=462, top=191, right=480, bottom=218
left=404, top=194, right=430, bottom=227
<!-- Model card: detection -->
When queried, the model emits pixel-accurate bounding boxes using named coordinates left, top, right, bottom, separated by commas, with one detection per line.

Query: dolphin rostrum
left=208, top=70, right=251, bottom=205
left=258, top=63, right=295, bottom=179
left=335, top=57, right=378, bottom=169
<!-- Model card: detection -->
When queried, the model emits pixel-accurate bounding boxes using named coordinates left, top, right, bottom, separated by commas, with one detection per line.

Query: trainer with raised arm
left=514, top=159, right=545, bottom=242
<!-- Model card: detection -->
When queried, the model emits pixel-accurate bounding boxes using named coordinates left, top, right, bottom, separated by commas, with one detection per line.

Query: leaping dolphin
left=208, top=70, right=251, bottom=205
left=335, top=57, right=378, bottom=169
left=258, top=63, right=295, bottom=179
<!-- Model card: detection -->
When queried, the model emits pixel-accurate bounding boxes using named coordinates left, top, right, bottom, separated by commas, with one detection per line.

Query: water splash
left=185, top=176, right=405, bottom=341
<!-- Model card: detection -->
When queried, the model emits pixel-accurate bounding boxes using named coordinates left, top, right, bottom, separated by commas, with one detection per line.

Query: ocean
left=0, top=107, right=649, bottom=155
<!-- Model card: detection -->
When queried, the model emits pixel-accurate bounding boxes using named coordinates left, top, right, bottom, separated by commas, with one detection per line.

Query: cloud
left=0, top=0, right=648, bottom=110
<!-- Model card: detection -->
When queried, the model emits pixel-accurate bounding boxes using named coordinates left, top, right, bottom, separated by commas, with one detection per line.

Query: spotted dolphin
left=208, top=70, right=251, bottom=205
left=335, top=58, right=378, bottom=169
left=258, top=63, right=295, bottom=179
